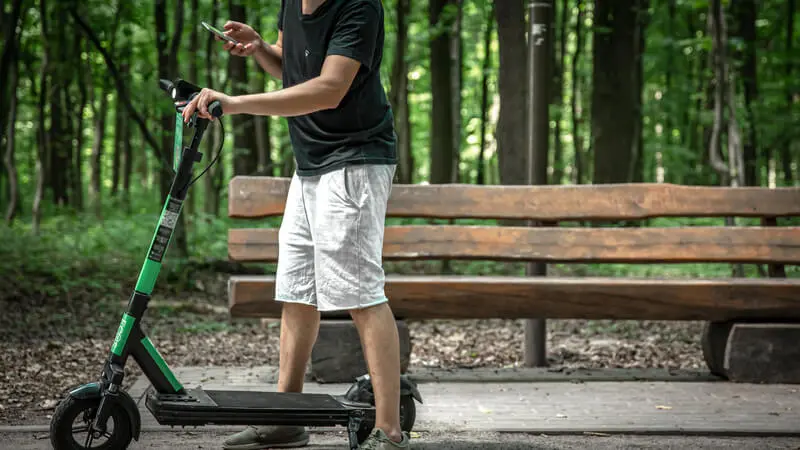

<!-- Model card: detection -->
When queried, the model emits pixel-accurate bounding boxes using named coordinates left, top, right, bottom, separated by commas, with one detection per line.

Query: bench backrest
left=227, top=176, right=800, bottom=266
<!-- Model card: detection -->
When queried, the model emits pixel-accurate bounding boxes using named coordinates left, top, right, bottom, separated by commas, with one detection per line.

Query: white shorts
left=274, top=164, right=396, bottom=312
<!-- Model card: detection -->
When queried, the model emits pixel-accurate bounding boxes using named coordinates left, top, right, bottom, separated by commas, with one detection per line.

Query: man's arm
left=225, top=54, right=360, bottom=117
left=253, top=31, right=284, bottom=80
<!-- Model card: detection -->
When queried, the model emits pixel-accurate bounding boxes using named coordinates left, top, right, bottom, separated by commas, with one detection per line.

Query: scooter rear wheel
left=50, top=396, right=133, bottom=450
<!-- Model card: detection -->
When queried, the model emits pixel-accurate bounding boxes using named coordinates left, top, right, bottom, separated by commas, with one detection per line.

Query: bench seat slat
left=228, top=226, right=800, bottom=264
left=228, top=275, right=800, bottom=321
left=228, top=176, right=800, bottom=220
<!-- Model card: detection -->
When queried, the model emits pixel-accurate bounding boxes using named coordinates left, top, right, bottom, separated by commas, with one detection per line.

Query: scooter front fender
left=68, top=382, right=142, bottom=441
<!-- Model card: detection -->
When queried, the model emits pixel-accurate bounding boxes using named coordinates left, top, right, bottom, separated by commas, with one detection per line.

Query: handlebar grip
left=208, top=100, right=223, bottom=119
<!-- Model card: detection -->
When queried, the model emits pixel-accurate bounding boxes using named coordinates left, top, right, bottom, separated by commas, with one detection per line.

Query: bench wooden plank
left=228, top=226, right=800, bottom=264
left=228, top=275, right=800, bottom=321
left=228, top=176, right=800, bottom=220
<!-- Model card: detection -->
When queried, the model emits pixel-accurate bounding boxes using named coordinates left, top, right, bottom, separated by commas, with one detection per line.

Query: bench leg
left=310, top=319, right=411, bottom=384
left=701, top=321, right=733, bottom=378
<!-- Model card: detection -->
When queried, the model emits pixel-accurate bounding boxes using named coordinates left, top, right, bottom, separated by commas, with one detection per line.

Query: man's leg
left=314, top=164, right=408, bottom=447
left=350, top=303, right=403, bottom=441
left=277, top=302, right=320, bottom=393
left=224, top=173, right=318, bottom=450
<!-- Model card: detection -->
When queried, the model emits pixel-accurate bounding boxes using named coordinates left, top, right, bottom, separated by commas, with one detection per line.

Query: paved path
left=120, top=366, right=800, bottom=435
left=6, top=430, right=800, bottom=449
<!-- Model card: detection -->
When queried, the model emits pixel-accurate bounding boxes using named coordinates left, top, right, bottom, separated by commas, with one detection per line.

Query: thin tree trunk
left=708, top=0, right=729, bottom=178
left=709, top=0, right=744, bottom=277
left=204, top=0, right=220, bottom=216
left=111, top=94, right=123, bottom=197
left=476, top=2, right=494, bottom=186
left=429, top=0, right=456, bottom=184
left=89, top=77, right=110, bottom=218
left=253, top=71, right=271, bottom=175
left=630, top=0, right=648, bottom=183
left=73, top=38, right=88, bottom=210
left=0, top=0, right=25, bottom=142
left=737, top=0, right=759, bottom=186
left=450, top=0, right=463, bottom=183
left=783, top=0, right=795, bottom=185
left=550, top=0, right=568, bottom=185
left=122, top=107, right=133, bottom=211
left=571, top=0, right=584, bottom=184
left=390, top=0, right=413, bottom=184
left=3, top=26, right=21, bottom=225
left=33, top=0, right=49, bottom=235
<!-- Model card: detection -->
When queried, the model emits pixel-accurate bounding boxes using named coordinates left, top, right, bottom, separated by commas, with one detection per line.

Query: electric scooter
left=49, top=78, right=422, bottom=450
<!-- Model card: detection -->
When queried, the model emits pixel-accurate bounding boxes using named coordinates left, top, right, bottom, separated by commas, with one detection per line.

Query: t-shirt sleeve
left=277, top=0, right=285, bottom=31
left=326, top=0, right=380, bottom=70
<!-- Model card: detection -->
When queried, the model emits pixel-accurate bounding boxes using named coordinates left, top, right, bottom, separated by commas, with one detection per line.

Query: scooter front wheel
left=50, top=396, right=133, bottom=450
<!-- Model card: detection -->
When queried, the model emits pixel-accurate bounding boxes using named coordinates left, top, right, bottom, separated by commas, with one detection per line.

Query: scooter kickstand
left=347, top=415, right=362, bottom=450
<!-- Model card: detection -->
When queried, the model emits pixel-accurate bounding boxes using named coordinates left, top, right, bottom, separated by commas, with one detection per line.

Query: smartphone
left=202, top=21, right=239, bottom=45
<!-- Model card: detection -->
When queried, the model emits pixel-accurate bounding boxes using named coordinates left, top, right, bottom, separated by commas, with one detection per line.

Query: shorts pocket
left=342, top=165, right=365, bottom=207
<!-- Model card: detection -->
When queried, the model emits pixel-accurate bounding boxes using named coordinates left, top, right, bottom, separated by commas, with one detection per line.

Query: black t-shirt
left=278, top=0, right=397, bottom=176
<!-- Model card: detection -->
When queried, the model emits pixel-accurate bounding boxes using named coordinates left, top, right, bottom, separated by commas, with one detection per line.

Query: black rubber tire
left=399, top=395, right=416, bottom=433
left=50, top=396, right=133, bottom=450
left=355, top=394, right=417, bottom=444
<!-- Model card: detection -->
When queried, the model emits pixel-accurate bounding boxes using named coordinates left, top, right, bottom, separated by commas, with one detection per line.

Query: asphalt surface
left=6, top=430, right=800, bottom=450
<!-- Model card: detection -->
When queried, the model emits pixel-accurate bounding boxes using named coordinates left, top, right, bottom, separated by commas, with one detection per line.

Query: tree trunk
left=89, top=77, right=110, bottom=218
left=156, top=0, right=173, bottom=199
left=122, top=106, right=133, bottom=211
left=550, top=0, right=568, bottom=185
left=591, top=0, right=640, bottom=184
left=708, top=0, right=730, bottom=179
left=33, top=0, right=49, bottom=235
left=494, top=0, right=528, bottom=186
left=783, top=0, right=795, bottom=185
left=204, top=0, right=221, bottom=216
left=3, top=22, right=21, bottom=225
left=156, top=0, right=188, bottom=257
left=390, top=0, right=413, bottom=184
left=571, top=0, right=584, bottom=184
left=630, top=0, right=649, bottom=183
left=0, top=0, right=24, bottom=142
left=429, top=0, right=456, bottom=184
left=476, top=2, right=494, bottom=186
left=48, top=5, right=70, bottom=207
left=73, top=37, right=88, bottom=211
left=450, top=0, right=463, bottom=182
left=253, top=71, right=272, bottom=175
left=229, top=1, right=258, bottom=176
left=736, top=0, right=759, bottom=186
left=111, top=92, right=123, bottom=198
left=184, top=0, right=200, bottom=215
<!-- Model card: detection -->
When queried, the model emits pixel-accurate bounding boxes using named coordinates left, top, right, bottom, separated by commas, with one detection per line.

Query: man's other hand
left=221, top=20, right=262, bottom=57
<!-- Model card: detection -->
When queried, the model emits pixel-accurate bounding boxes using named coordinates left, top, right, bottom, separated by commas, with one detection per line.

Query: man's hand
left=180, top=88, right=233, bottom=123
left=220, top=21, right=262, bottom=57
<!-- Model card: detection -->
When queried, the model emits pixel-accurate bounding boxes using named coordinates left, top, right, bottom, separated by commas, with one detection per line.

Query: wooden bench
left=226, top=177, right=800, bottom=383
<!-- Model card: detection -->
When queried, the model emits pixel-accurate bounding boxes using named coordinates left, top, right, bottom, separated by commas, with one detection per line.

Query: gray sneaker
left=222, top=425, right=310, bottom=449
left=358, top=429, right=411, bottom=449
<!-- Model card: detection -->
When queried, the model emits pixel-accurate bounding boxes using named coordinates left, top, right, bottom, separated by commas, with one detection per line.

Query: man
left=181, top=0, right=409, bottom=448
